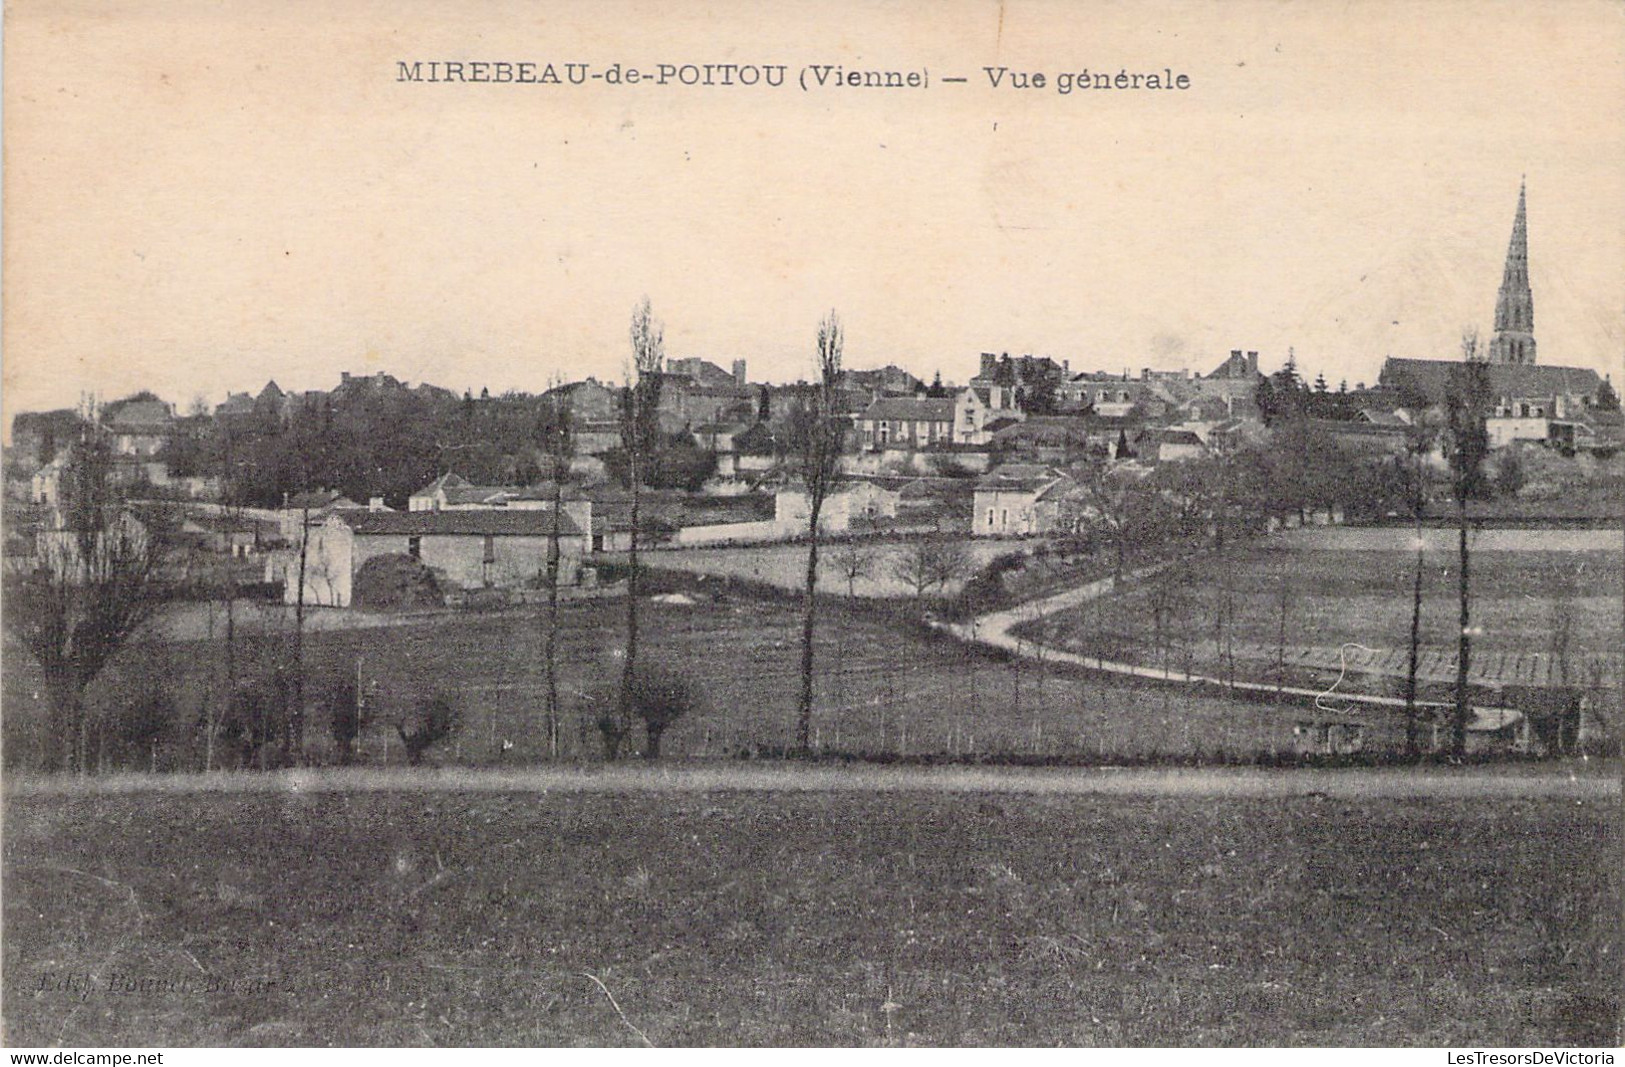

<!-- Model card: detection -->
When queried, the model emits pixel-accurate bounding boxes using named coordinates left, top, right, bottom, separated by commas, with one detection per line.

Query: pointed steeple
left=1489, top=179, right=1536, bottom=364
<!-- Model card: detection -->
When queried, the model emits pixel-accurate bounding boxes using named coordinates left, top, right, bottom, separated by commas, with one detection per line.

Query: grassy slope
left=3, top=789, right=1617, bottom=1046
left=4, top=592, right=1329, bottom=769
left=1032, top=545, right=1623, bottom=683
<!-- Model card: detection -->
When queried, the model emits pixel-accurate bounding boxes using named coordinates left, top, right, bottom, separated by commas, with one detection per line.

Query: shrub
left=396, top=694, right=460, bottom=766
left=1495, top=449, right=1526, bottom=498
left=583, top=662, right=699, bottom=760
left=318, top=675, right=366, bottom=765
left=353, top=553, right=442, bottom=611
left=217, top=672, right=292, bottom=770
left=111, top=690, right=174, bottom=772
left=627, top=663, right=698, bottom=759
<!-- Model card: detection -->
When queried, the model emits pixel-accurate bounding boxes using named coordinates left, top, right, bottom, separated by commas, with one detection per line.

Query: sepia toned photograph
left=2, top=0, right=1621, bottom=1049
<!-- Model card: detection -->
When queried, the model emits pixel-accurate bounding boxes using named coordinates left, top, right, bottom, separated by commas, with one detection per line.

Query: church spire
left=1489, top=179, right=1536, bottom=364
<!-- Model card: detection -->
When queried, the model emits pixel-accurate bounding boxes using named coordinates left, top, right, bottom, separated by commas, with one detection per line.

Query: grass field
left=3, top=786, right=1616, bottom=1046
left=4, top=585, right=1347, bottom=769
left=644, top=537, right=1019, bottom=599
left=6, top=526, right=1617, bottom=771
left=1023, top=532, right=1623, bottom=698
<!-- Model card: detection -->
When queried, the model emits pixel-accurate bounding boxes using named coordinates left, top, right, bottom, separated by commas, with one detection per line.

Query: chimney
left=369, top=496, right=385, bottom=512
left=732, top=359, right=748, bottom=387
left=1141, top=367, right=1152, bottom=382
left=341, top=372, right=351, bottom=382
left=980, top=353, right=997, bottom=378
left=1247, top=351, right=1259, bottom=375
left=1063, top=360, right=1070, bottom=376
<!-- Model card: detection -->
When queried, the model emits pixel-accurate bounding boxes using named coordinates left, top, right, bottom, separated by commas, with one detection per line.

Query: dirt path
left=1167, top=637, right=1619, bottom=690
left=5, top=762, right=1616, bottom=799
left=940, top=560, right=1535, bottom=730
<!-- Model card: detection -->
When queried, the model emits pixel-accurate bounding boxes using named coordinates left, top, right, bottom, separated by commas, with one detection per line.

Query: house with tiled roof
left=990, top=415, right=1099, bottom=464
left=1146, top=428, right=1208, bottom=463
left=214, top=391, right=257, bottom=421
left=650, top=370, right=756, bottom=434
left=841, top=365, right=924, bottom=397
left=1059, top=374, right=1176, bottom=418
left=668, top=357, right=748, bottom=391
left=972, top=464, right=1083, bottom=536
left=102, top=398, right=175, bottom=458
left=856, top=389, right=993, bottom=451
left=276, top=490, right=373, bottom=540
left=774, top=478, right=901, bottom=535
left=408, top=473, right=522, bottom=512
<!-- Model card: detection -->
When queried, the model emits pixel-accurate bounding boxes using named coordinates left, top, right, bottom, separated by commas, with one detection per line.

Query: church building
left=1377, top=182, right=1613, bottom=451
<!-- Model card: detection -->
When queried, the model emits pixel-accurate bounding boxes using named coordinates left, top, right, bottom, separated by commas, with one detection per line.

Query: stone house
left=972, top=464, right=1082, bottom=537
left=541, top=378, right=624, bottom=456
left=774, top=479, right=901, bottom=534
left=271, top=508, right=588, bottom=607
left=856, top=389, right=992, bottom=451
left=102, top=399, right=175, bottom=458
left=1149, top=428, right=1208, bottom=463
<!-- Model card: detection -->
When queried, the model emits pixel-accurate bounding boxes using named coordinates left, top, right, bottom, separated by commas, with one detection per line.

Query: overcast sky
left=4, top=0, right=1622, bottom=421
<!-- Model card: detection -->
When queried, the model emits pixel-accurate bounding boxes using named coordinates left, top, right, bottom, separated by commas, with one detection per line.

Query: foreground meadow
left=3, top=785, right=1616, bottom=1046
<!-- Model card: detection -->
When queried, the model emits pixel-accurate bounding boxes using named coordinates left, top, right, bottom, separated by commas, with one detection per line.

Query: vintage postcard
left=2, top=0, right=1621, bottom=1051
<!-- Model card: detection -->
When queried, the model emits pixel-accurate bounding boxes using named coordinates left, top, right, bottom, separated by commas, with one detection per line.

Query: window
left=408, top=536, right=421, bottom=560
left=483, top=535, right=496, bottom=562
left=987, top=507, right=995, bottom=528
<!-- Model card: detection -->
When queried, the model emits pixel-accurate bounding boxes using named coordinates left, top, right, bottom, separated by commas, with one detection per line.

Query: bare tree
left=1073, top=460, right=1148, bottom=585
left=615, top=297, right=665, bottom=758
left=1273, top=567, right=1295, bottom=697
left=4, top=427, right=163, bottom=773
left=539, top=379, right=574, bottom=759
left=891, top=532, right=974, bottom=603
left=209, top=433, right=248, bottom=772
left=831, top=537, right=878, bottom=598
left=1399, top=417, right=1438, bottom=756
left=1546, top=557, right=1579, bottom=690
left=1210, top=564, right=1239, bottom=688
left=1146, top=564, right=1192, bottom=679
left=1445, top=330, right=1493, bottom=756
left=321, top=673, right=367, bottom=766
left=796, top=310, right=844, bottom=754
left=286, top=498, right=313, bottom=764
